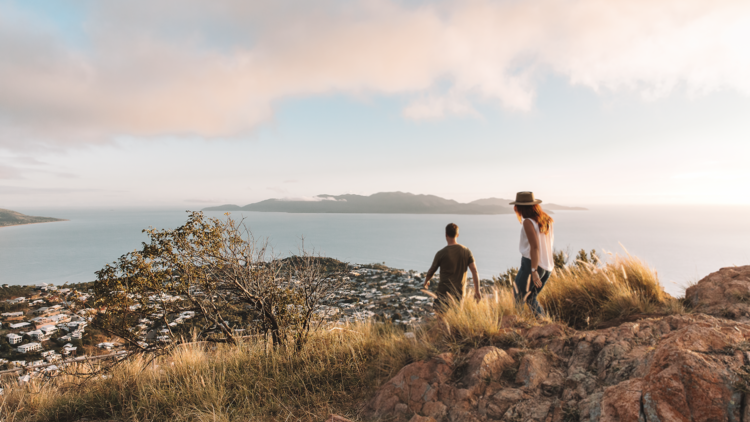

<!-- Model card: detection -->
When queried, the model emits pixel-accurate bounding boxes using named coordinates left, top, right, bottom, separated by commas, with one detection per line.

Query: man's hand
left=423, top=279, right=431, bottom=289
left=531, top=271, right=542, bottom=289
left=474, top=289, right=482, bottom=302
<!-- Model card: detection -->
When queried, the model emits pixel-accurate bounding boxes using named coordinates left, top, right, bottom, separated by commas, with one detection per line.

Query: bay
left=1, top=206, right=748, bottom=296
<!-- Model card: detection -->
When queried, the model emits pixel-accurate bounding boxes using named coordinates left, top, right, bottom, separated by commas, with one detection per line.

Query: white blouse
left=519, top=218, right=555, bottom=272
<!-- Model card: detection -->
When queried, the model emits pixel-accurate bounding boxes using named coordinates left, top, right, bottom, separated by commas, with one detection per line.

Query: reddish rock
left=526, top=323, right=567, bottom=341
left=363, top=353, right=453, bottom=418
left=484, top=388, right=524, bottom=419
left=686, top=265, right=750, bottom=318
left=421, top=401, right=447, bottom=420
left=641, top=322, right=744, bottom=422
left=516, top=351, right=550, bottom=389
left=364, top=312, right=750, bottom=422
left=408, top=415, right=437, bottom=422
left=600, top=378, right=643, bottom=422
left=462, top=346, right=514, bottom=386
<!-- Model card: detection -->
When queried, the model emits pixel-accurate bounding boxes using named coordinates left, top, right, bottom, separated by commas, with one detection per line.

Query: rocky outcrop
left=363, top=314, right=750, bottom=422
left=686, top=265, right=750, bottom=319
left=361, top=265, right=750, bottom=422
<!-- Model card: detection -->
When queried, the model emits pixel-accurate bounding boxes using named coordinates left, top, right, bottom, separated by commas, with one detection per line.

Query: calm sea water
left=1, top=206, right=749, bottom=296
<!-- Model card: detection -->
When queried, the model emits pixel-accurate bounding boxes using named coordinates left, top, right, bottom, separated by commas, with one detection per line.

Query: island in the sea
left=202, top=192, right=587, bottom=214
left=0, top=208, right=66, bottom=227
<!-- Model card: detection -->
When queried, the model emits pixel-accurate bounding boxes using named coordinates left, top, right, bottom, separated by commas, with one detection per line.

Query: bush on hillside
left=87, top=211, right=348, bottom=352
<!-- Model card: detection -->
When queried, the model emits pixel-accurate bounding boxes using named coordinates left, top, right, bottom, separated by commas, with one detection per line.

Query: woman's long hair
left=514, top=204, right=553, bottom=235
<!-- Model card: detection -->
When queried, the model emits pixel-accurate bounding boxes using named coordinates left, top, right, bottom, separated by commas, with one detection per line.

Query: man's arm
left=423, top=254, right=440, bottom=289
left=523, top=219, right=542, bottom=288
left=469, top=262, right=481, bottom=301
left=423, top=266, right=437, bottom=289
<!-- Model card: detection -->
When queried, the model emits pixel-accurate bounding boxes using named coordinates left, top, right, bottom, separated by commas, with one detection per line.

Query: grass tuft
left=538, top=252, right=681, bottom=328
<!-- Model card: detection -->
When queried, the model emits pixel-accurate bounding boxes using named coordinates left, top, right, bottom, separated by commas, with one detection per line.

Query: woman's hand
left=532, top=271, right=542, bottom=289
left=474, top=290, right=482, bottom=302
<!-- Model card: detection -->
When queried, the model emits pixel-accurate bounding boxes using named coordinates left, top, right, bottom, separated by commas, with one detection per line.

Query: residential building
left=17, top=342, right=42, bottom=353
left=8, top=322, right=31, bottom=329
left=39, top=325, right=57, bottom=337
left=1, top=312, right=24, bottom=318
left=7, top=333, right=22, bottom=345
left=27, top=330, right=47, bottom=341
left=4, top=315, right=25, bottom=322
left=7, top=297, right=26, bottom=304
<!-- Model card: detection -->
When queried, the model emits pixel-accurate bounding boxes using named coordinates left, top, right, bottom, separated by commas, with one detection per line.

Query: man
left=423, top=223, right=481, bottom=311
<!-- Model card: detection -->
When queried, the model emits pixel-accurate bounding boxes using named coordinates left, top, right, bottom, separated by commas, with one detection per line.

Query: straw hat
left=509, top=191, right=542, bottom=205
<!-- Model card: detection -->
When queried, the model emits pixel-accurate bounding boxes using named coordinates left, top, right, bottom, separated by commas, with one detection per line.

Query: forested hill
left=0, top=208, right=66, bottom=227
left=202, top=192, right=587, bottom=214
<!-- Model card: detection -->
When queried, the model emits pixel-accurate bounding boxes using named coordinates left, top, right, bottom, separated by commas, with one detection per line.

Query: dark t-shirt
left=427, top=244, right=475, bottom=299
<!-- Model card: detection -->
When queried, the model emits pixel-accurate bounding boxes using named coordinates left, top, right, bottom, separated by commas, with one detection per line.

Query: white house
left=40, top=350, right=55, bottom=358
left=1, top=312, right=24, bottom=318
left=39, top=325, right=57, bottom=336
left=71, top=331, right=83, bottom=340
left=7, top=333, right=22, bottom=345
left=7, top=297, right=26, bottom=304
left=9, top=322, right=31, bottom=329
left=27, top=330, right=46, bottom=341
left=97, top=342, right=114, bottom=350
left=18, top=342, right=42, bottom=353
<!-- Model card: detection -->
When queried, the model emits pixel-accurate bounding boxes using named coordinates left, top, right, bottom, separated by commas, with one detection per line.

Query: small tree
left=88, top=212, right=347, bottom=353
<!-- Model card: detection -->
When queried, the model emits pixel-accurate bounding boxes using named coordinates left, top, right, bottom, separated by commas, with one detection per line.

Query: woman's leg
left=527, top=269, right=551, bottom=317
left=513, top=258, right=532, bottom=309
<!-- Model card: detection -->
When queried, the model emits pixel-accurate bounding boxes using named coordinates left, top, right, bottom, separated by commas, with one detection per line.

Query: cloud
left=403, top=93, right=481, bottom=120
left=0, top=0, right=748, bottom=148
left=0, top=165, right=22, bottom=179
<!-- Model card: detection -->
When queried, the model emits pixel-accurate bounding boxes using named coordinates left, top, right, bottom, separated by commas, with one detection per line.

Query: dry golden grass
left=1, top=323, right=435, bottom=422
left=1, top=252, right=684, bottom=421
left=538, top=252, right=684, bottom=328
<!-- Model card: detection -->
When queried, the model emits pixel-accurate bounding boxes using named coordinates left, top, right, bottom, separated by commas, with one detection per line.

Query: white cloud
left=0, top=0, right=748, bottom=148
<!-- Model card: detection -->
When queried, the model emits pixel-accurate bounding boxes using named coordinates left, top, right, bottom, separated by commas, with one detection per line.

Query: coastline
left=0, top=219, right=68, bottom=229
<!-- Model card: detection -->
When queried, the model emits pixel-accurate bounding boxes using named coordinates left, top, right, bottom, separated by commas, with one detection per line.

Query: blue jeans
left=514, top=257, right=551, bottom=317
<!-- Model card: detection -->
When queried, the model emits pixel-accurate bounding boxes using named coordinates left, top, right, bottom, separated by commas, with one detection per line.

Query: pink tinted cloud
left=0, top=0, right=748, bottom=148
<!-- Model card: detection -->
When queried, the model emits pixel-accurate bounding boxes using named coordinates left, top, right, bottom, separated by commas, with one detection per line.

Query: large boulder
left=462, top=346, right=515, bottom=387
left=363, top=353, right=454, bottom=421
left=686, top=266, right=750, bottom=319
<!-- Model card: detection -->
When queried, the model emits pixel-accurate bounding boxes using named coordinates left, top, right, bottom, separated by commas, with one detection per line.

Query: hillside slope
left=0, top=208, right=66, bottom=227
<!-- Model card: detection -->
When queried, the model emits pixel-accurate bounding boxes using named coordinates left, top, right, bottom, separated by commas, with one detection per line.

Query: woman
left=509, top=191, right=554, bottom=317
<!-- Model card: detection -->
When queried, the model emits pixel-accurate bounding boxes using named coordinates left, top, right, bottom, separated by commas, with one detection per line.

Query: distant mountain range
left=0, top=209, right=66, bottom=227
left=202, top=192, right=587, bottom=214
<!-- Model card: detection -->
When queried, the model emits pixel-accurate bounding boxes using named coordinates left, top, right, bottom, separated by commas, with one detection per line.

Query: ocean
left=1, top=206, right=748, bottom=296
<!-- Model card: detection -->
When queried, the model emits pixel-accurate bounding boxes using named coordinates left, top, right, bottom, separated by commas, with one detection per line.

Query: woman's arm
left=523, top=219, right=542, bottom=288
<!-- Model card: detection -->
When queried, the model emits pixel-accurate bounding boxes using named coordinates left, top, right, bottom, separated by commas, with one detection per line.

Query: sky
left=1, top=0, right=749, bottom=208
